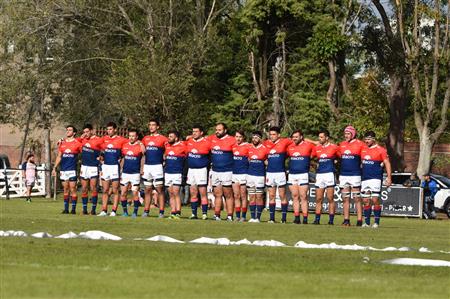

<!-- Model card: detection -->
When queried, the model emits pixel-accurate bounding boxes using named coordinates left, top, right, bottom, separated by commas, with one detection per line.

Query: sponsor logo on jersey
left=107, top=144, right=113, bottom=148
left=234, top=151, right=240, bottom=155
left=191, top=149, right=198, bottom=154
left=168, top=151, right=175, bottom=156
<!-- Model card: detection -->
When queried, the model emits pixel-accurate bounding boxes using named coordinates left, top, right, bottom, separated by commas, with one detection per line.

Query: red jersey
left=232, top=142, right=250, bottom=174
left=164, top=141, right=187, bottom=174
left=78, top=135, right=104, bottom=167
left=121, top=142, right=143, bottom=174
left=312, top=143, right=339, bottom=174
left=287, top=141, right=314, bottom=174
left=247, top=144, right=269, bottom=176
left=263, top=138, right=293, bottom=172
left=208, top=134, right=236, bottom=172
left=58, top=139, right=82, bottom=171
left=361, top=144, right=388, bottom=180
left=185, top=137, right=211, bottom=168
left=101, top=135, right=128, bottom=165
left=339, top=139, right=366, bottom=176
left=142, top=134, right=168, bottom=165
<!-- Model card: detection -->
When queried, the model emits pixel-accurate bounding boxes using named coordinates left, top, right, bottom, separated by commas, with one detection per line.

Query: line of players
left=52, top=121, right=392, bottom=227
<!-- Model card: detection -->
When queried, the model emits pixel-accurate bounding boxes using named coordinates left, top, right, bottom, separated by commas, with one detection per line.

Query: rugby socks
left=241, top=207, right=247, bottom=220
left=314, top=213, right=321, bottom=223
left=91, top=192, right=98, bottom=214
left=201, top=198, right=208, bottom=215
left=303, top=214, right=308, bottom=224
left=328, top=214, right=335, bottom=225
left=63, top=195, right=70, bottom=212
left=191, top=198, right=198, bottom=216
left=71, top=196, right=77, bottom=213
left=269, top=203, right=276, bottom=221
left=82, top=193, right=88, bottom=214
left=294, top=212, right=300, bottom=224
left=121, top=199, right=128, bottom=214
left=373, top=205, right=381, bottom=225
left=159, top=209, right=164, bottom=216
left=235, top=207, right=241, bottom=219
left=215, top=208, right=221, bottom=219
left=133, top=200, right=140, bottom=215
left=249, top=202, right=256, bottom=219
left=281, top=203, right=288, bottom=222
left=256, top=204, right=264, bottom=220
left=364, top=205, right=372, bottom=225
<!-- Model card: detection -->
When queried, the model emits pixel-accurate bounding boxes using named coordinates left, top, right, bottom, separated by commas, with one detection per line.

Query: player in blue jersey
left=98, top=122, right=128, bottom=217
left=232, top=130, right=250, bottom=222
left=263, top=126, right=293, bottom=223
left=141, top=120, right=168, bottom=218
left=53, top=125, right=82, bottom=214
left=120, top=129, right=145, bottom=217
left=209, top=123, right=236, bottom=221
left=78, top=124, right=103, bottom=215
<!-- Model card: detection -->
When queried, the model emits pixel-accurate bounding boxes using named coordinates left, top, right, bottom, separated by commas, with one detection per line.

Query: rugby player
left=263, top=126, right=292, bottom=223
left=164, top=130, right=186, bottom=219
left=247, top=131, right=268, bottom=223
left=185, top=125, right=211, bottom=219
left=339, top=125, right=366, bottom=226
left=311, top=129, right=338, bottom=225
left=97, top=122, right=128, bottom=217
left=78, top=124, right=103, bottom=215
left=361, top=131, right=392, bottom=228
left=119, top=129, right=145, bottom=217
left=52, top=125, right=82, bottom=214
left=141, top=120, right=168, bottom=218
left=287, top=130, right=314, bottom=224
left=209, top=123, right=236, bottom=221
left=232, top=130, right=250, bottom=222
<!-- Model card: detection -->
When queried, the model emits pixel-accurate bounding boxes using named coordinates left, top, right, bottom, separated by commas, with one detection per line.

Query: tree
left=395, top=0, right=449, bottom=177
left=365, top=0, right=411, bottom=171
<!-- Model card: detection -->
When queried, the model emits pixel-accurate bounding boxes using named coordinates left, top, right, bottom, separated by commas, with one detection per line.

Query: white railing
left=0, top=167, right=47, bottom=198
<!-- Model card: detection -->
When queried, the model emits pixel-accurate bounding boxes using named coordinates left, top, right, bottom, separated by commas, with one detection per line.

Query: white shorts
left=187, top=168, right=208, bottom=186
left=80, top=165, right=99, bottom=180
left=246, top=175, right=265, bottom=194
left=120, top=173, right=141, bottom=190
left=288, top=172, right=309, bottom=186
left=232, top=173, right=247, bottom=185
left=315, top=172, right=335, bottom=189
left=361, top=179, right=382, bottom=196
left=25, top=179, right=35, bottom=187
left=101, top=164, right=120, bottom=181
left=266, top=172, right=287, bottom=187
left=339, top=175, right=361, bottom=188
left=165, top=173, right=182, bottom=187
left=211, top=171, right=232, bottom=187
left=60, top=170, right=77, bottom=181
left=142, top=164, right=164, bottom=187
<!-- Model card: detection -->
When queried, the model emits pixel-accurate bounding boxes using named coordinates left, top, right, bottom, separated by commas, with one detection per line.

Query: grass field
left=1, top=197, right=449, bottom=299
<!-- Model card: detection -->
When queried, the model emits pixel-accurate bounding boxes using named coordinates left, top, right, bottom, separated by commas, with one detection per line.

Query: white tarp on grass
left=382, top=258, right=450, bottom=267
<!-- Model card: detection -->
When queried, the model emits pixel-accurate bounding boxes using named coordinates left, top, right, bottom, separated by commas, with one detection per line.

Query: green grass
left=1, top=198, right=450, bottom=299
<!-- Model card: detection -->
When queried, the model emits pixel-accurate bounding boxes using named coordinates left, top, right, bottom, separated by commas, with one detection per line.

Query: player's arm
left=305, top=138, right=319, bottom=146
left=383, top=157, right=392, bottom=186
left=52, top=151, right=62, bottom=176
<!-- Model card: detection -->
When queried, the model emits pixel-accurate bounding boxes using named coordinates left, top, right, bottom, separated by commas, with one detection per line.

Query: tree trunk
left=416, top=129, right=434, bottom=178
left=386, top=75, right=407, bottom=171
left=44, top=127, right=52, bottom=198
left=19, top=104, right=33, bottom=166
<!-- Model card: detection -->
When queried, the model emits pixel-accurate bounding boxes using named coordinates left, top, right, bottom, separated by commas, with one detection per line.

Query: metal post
left=3, top=166, right=10, bottom=200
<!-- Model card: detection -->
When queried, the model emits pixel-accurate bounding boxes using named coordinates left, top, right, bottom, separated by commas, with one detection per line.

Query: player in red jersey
left=247, top=131, right=269, bottom=222
left=338, top=125, right=366, bottom=226
left=287, top=130, right=315, bottom=224
left=361, top=131, right=392, bottom=228
left=120, top=129, right=145, bottom=217
left=164, top=130, right=187, bottom=219
left=52, top=125, right=82, bottom=214
left=97, top=122, right=128, bottom=217
left=263, top=126, right=293, bottom=223
left=311, top=129, right=339, bottom=225
left=78, top=124, right=104, bottom=215
left=232, top=130, right=250, bottom=222
left=208, top=123, right=236, bottom=221
left=141, top=120, right=169, bottom=218
left=185, top=125, right=212, bottom=219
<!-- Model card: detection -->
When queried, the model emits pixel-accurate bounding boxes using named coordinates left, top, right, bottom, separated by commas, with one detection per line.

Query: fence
left=0, top=167, right=47, bottom=198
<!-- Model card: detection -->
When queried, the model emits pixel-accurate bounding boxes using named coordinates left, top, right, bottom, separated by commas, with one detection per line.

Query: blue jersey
left=209, top=135, right=236, bottom=172
left=186, top=137, right=211, bottom=169
left=247, top=144, right=268, bottom=177
left=313, top=143, right=339, bottom=174
left=263, top=138, right=292, bottom=173
left=232, top=142, right=250, bottom=175
left=102, top=135, right=128, bottom=166
left=58, top=139, right=82, bottom=171
left=142, top=134, right=168, bottom=165
left=164, top=142, right=186, bottom=174
left=121, top=142, right=143, bottom=174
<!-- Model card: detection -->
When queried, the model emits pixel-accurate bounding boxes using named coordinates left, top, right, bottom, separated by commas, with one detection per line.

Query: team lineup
left=52, top=120, right=392, bottom=227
